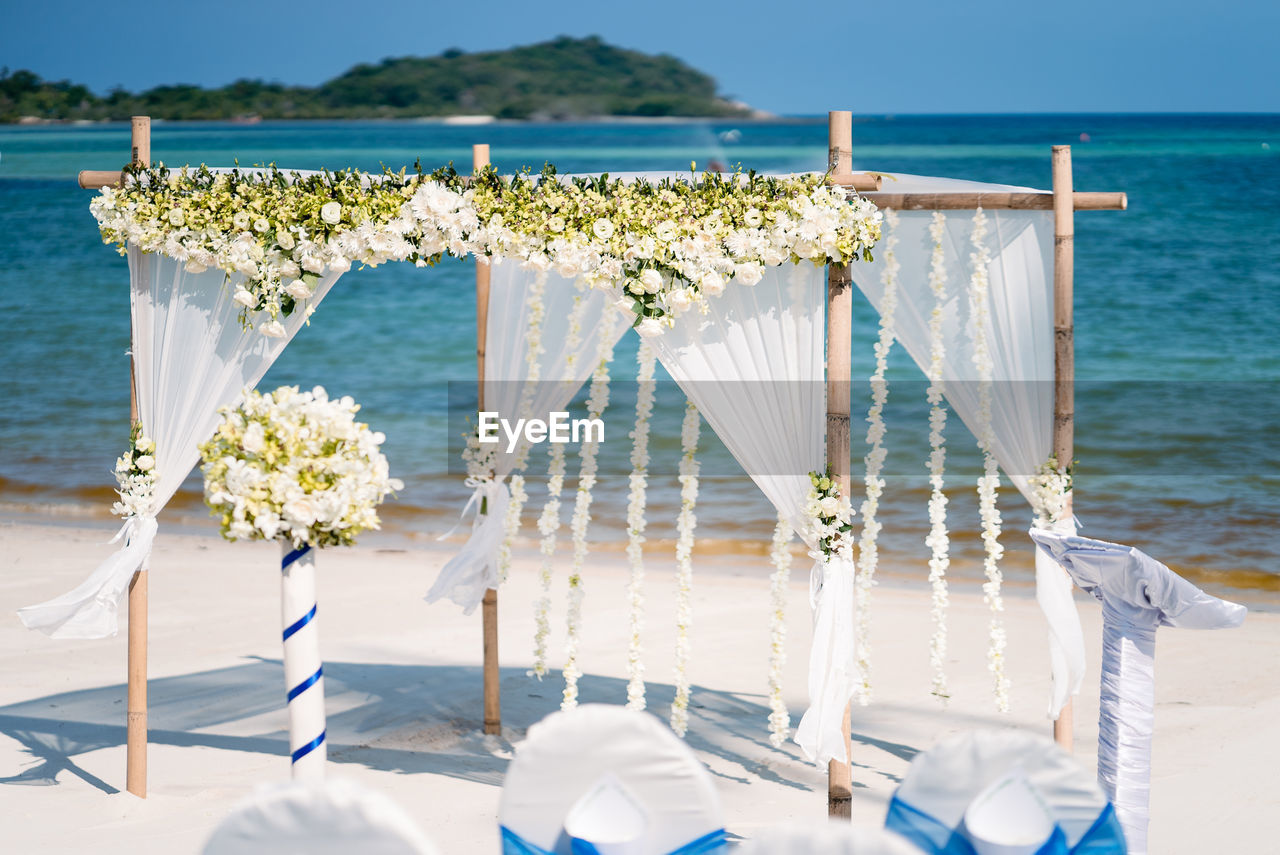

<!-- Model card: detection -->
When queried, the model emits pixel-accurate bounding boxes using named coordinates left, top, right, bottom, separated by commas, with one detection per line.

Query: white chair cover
left=19, top=248, right=341, bottom=639
left=499, top=705, right=727, bottom=855
left=1028, top=530, right=1247, bottom=855
left=738, top=824, right=924, bottom=854
left=884, top=729, right=1125, bottom=854
left=202, top=778, right=439, bottom=855
left=428, top=264, right=630, bottom=613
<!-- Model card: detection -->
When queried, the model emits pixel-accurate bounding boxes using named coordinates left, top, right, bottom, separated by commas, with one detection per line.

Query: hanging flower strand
left=767, top=513, right=794, bottom=748
left=531, top=292, right=587, bottom=679
left=562, top=303, right=620, bottom=710
left=112, top=424, right=158, bottom=520
left=969, top=208, right=1010, bottom=712
left=925, top=211, right=952, bottom=704
left=669, top=400, right=702, bottom=737
left=499, top=270, right=549, bottom=585
left=854, top=208, right=899, bottom=704
left=625, top=339, right=657, bottom=711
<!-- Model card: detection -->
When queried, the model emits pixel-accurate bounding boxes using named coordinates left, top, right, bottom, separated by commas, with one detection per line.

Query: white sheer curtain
left=427, top=263, right=631, bottom=613
left=18, top=247, right=341, bottom=639
left=848, top=175, right=1084, bottom=719
left=647, top=265, right=852, bottom=763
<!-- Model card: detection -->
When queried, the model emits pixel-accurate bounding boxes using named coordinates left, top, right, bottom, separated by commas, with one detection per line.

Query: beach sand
left=1, top=518, right=1275, bottom=852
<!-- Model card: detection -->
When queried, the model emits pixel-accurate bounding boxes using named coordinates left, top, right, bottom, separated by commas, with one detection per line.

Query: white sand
left=1, top=518, right=1276, bottom=853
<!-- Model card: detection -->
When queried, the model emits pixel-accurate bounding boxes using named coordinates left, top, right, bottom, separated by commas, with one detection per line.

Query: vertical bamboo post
left=474, top=143, right=502, bottom=737
left=1051, top=145, right=1075, bottom=753
left=826, top=110, right=854, bottom=819
left=125, top=115, right=150, bottom=798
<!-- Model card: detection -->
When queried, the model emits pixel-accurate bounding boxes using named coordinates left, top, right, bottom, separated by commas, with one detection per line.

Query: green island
left=1, top=36, right=757, bottom=123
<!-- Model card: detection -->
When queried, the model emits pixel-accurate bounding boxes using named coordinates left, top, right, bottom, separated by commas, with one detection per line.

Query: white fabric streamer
left=1029, top=530, right=1247, bottom=855
left=20, top=248, right=340, bottom=639
left=647, top=265, right=848, bottom=763
left=428, top=265, right=629, bottom=613
left=1034, top=516, right=1087, bottom=719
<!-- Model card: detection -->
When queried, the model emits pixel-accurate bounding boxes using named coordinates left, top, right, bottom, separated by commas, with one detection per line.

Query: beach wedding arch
left=24, top=114, right=1128, bottom=814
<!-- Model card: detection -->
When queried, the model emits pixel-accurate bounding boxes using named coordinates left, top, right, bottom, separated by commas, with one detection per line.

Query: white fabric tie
left=427, top=480, right=510, bottom=614
left=795, top=554, right=859, bottom=764
left=18, top=514, right=158, bottom=639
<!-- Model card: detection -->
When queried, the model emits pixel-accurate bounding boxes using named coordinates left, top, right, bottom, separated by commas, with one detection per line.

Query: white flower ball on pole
left=200, top=385, right=401, bottom=779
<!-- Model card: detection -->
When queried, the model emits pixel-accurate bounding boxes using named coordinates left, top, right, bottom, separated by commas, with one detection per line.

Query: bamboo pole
left=1051, top=145, right=1075, bottom=753
left=862, top=191, right=1125, bottom=211
left=826, top=173, right=882, bottom=191
left=474, top=143, right=502, bottom=737
left=125, top=116, right=150, bottom=798
left=826, top=110, right=855, bottom=820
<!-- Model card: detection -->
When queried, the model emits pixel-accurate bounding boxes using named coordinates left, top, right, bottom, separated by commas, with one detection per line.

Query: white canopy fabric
left=849, top=174, right=1084, bottom=720
left=425, top=263, right=631, bottom=614
left=646, top=264, right=856, bottom=764
left=19, top=248, right=340, bottom=639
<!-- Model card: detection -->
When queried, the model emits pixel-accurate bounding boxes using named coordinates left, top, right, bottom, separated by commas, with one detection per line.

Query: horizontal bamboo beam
left=79, top=170, right=124, bottom=189
left=863, top=191, right=1126, bottom=211
left=827, top=173, right=882, bottom=191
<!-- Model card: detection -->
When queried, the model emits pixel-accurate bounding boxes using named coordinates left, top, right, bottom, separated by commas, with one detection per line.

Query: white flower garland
left=562, top=302, right=620, bottom=710
left=1030, top=455, right=1073, bottom=529
left=925, top=211, right=952, bottom=705
left=498, top=270, right=549, bottom=584
left=767, top=513, right=794, bottom=748
left=92, top=166, right=883, bottom=336
left=531, top=292, right=587, bottom=679
left=854, top=209, right=899, bottom=704
left=112, top=427, right=158, bottom=519
left=625, top=339, right=657, bottom=711
left=968, top=208, right=1010, bottom=713
left=669, top=400, right=702, bottom=737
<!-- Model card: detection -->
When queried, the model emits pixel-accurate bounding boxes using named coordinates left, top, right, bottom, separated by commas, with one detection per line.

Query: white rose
left=284, top=279, right=312, bottom=300
left=626, top=279, right=644, bottom=295
left=242, top=421, right=266, bottom=454
left=592, top=218, right=615, bottom=240
left=283, top=495, right=319, bottom=527
left=277, top=230, right=296, bottom=251
left=700, top=271, right=725, bottom=297
left=167, top=208, right=185, bottom=227
left=260, top=320, right=286, bottom=338
left=320, top=202, right=342, bottom=225
left=547, top=215, right=565, bottom=233
left=135, top=436, right=155, bottom=454
left=253, top=218, right=269, bottom=233
left=666, top=288, right=693, bottom=313
left=744, top=208, right=764, bottom=228
left=184, top=260, right=207, bottom=274
left=636, top=317, right=665, bottom=338
left=640, top=268, right=664, bottom=294
left=134, top=454, right=155, bottom=472
left=232, top=212, right=251, bottom=231
left=819, top=496, right=842, bottom=517
left=733, top=263, right=765, bottom=287
left=654, top=220, right=678, bottom=242
left=233, top=288, right=257, bottom=307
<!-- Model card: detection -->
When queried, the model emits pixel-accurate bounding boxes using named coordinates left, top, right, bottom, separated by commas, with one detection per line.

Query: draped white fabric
left=1029, top=530, right=1247, bottom=855
left=427, top=263, right=631, bottom=613
left=1034, top=517, right=1087, bottom=719
left=18, top=248, right=340, bottom=639
left=849, top=174, right=1085, bottom=719
left=645, top=265, right=849, bottom=763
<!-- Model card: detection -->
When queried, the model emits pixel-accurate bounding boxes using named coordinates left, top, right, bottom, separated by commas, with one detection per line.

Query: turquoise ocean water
left=0, top=116, right=1276, bottom=590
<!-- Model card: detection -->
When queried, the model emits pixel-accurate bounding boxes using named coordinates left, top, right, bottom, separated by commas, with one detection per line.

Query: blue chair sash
left=885, top=795, right=1126, bottom=854
left=501, top=826, right=727, bottom=855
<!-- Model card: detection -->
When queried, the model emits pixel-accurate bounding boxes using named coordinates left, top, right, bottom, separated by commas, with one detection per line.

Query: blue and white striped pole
left=281, top=542, right=325, bottom=779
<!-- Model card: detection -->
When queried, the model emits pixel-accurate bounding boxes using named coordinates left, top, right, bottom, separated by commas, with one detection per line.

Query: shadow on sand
left=0, top=659, right=943, bottom=795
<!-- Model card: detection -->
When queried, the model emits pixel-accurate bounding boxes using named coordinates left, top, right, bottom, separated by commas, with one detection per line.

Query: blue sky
left=4, top=0, right=1277, bottom=113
